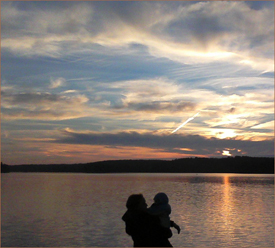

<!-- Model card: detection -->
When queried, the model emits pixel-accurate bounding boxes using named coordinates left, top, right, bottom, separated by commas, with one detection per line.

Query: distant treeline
left=1, top=156, right=274, bottom=174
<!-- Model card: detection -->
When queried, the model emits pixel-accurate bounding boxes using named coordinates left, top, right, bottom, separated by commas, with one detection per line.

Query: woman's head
left=126, top=194, right=148, bottom=211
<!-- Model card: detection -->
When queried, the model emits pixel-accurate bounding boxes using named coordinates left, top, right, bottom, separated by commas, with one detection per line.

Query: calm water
left=1, top=173, right=274, bottom=247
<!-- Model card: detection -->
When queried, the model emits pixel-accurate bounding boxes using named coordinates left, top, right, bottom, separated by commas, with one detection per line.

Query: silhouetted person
left=147, top=192, right=181, bottom=234
left=122, top=194, right=180, bottom=247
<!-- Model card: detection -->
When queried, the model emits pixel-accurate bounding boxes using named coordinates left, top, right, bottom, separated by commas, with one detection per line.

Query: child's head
left=154, top=192, right=169, bottom=204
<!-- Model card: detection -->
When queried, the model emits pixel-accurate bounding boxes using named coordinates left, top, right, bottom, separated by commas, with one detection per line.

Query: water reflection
left=220, top=175, right=235, bottom=244
left=1, top=173, right=274, bottom=247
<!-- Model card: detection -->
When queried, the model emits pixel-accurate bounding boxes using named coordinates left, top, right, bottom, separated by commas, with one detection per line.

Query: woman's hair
left=126, top=194, right=144, bottom=210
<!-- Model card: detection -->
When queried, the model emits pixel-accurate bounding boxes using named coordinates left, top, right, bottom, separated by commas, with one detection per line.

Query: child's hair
left=154, top=192, right=169, bottom=204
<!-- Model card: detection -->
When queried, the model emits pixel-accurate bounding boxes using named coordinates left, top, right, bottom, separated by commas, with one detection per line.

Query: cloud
left=251, top=120, right=274, bottom=130
left=1, top=2, right=94, bottom=37
left=123, top=101, right=195, bottom=113
left=2, top=75, right=272, bottom=135
left=55, top=129, right=274, bottom=157
left=1, top=77, right=198, bottom=122
left=102, top=77, right=273, bottom=135
left=1, top=1, right=273, bottom=71
left=106, top=78, right=196, bottom=114
left=110, top=79, right=183, bottom=103
left=1, top=91, right=90, bottom=120
left=1, top=2, right=94, bottom=57
left=49, top=77, right=66, bottom=89
left=1, top=1, right=273, bottom=165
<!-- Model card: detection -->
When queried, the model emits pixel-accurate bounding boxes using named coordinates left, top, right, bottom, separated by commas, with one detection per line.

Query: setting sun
left=222, top=150, right=232, bottom=156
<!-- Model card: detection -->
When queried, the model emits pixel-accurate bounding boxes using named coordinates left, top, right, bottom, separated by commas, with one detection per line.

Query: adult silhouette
left=122, top=194, right=180, bottom=247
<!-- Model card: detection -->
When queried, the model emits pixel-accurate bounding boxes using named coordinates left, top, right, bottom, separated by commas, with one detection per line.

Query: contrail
left=171, top=112, right=200, bottom=133
left=171, top=95, right=224, bottom=134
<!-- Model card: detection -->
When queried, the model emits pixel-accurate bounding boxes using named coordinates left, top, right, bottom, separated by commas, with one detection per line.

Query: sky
left=1, top=1, right=274, bottom=165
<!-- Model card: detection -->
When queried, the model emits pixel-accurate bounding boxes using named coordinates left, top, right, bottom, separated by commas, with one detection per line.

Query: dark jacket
left=122, top=209, right=173, bottom=247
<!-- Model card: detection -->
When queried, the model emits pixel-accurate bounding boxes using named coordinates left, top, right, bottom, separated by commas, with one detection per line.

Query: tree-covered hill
left=1, top=156, right=274, bottom=174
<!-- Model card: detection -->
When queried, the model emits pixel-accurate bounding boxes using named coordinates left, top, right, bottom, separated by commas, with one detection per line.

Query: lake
left=1, top=173, right=274, bottom=247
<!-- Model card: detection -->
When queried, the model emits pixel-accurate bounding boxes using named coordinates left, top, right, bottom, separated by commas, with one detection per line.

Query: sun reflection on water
left=220, top=175, right=238, bottom=244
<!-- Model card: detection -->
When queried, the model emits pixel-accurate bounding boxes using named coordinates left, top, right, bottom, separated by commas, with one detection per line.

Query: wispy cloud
left=49, top=77, right=66, bottom=89
left=2, top=75, right=273, bottom=134
left=1, top=1, right=273, bottom=71
left=1, top=91, right=90, bottom=120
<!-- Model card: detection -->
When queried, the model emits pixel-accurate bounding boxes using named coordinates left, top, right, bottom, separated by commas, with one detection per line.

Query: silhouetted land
left=1, top=156, right=274, bottom=174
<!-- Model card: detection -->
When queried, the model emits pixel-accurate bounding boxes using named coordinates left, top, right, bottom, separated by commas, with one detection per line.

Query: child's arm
left=170, top=221, right=181, bottom=234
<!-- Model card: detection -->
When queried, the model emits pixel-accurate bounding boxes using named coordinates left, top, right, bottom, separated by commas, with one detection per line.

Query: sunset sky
left=1, top=1, right=274, bottom=165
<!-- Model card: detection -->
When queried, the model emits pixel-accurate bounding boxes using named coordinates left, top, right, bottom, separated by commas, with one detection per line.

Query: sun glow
left=222, top=150, right=232, bottom=156
left=178, top=148, right=195, bottom=152
left=213, top=129, right=237, bottom=139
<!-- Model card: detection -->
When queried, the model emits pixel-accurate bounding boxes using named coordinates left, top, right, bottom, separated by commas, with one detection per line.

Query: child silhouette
left=147, top=192, right=181, bottom=234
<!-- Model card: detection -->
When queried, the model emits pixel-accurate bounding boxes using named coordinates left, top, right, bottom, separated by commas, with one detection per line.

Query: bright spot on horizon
left=222, top=150, right=232, bottom=156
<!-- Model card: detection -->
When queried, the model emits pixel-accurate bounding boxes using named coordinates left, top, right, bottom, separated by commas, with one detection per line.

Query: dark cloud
left=56, top=130, right=274, bottom=157
left=1, top=91, right=89, bottom=120
left=130, top=101, right=195, bottom=112
left=2, top=92, right=61, bottom=104
left=2, top=91, right=88, bottom=105
left=113, top=101, right=195, bottom=113
left=2, top=107, right=67, bottom=119
left=229, top=107, right=236, bottom=113
left=1, top=1, right=94, bottom=37
left=162, top=1, right=274, bottom=57
left=245, top=1, right=274, bottom=10
left=166, top=14, right=228, bottom=50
